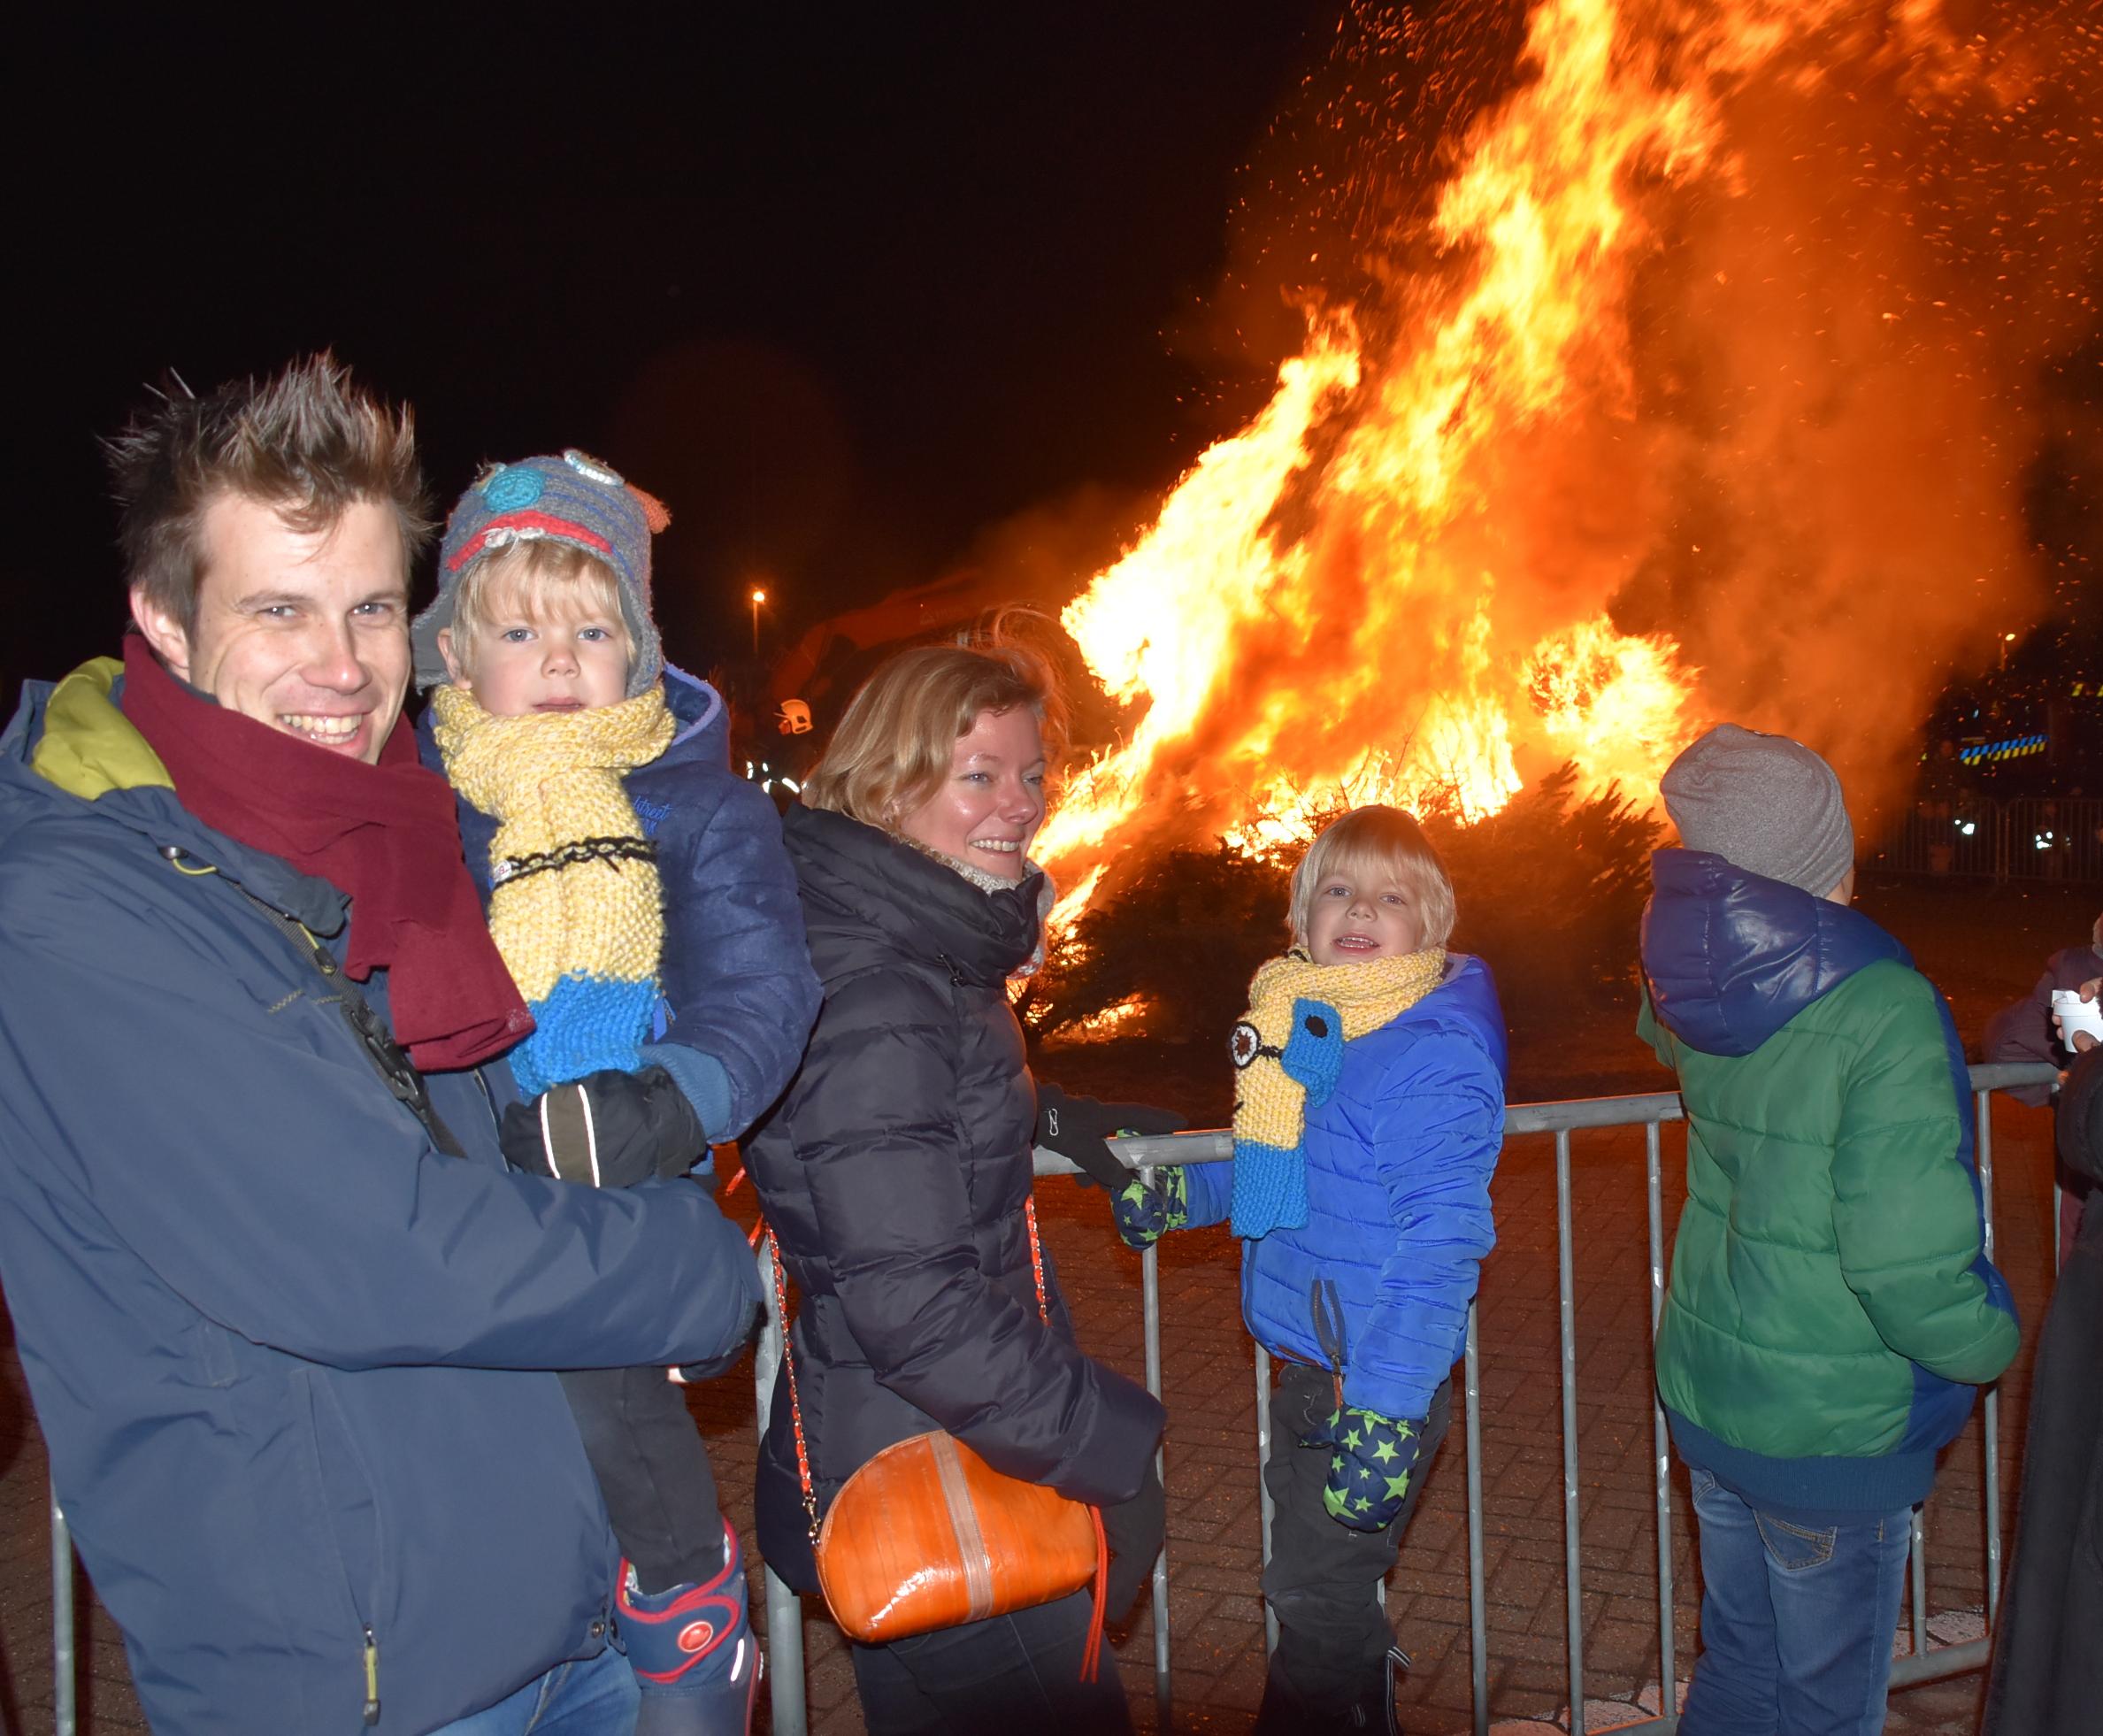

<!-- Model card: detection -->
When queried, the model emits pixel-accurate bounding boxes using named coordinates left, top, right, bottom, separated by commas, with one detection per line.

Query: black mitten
left=1099, top=1460, right=1167, bottom=1621
left=1035, top=1082, right=1187, bottom=1190
left=499, top=1066, right=707, bottom=1188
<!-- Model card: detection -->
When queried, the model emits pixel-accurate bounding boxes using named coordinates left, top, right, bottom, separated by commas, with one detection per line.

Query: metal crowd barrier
left=1866, top=795, right=2103, bottom=884
left=748, top=1059, right=2059, bottom=1736
left=41, top=1061, right=2061, bottom=1736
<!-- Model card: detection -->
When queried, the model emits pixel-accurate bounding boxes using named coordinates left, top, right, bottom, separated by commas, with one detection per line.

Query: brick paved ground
left=2, top=1086, right=2061, bottom=1736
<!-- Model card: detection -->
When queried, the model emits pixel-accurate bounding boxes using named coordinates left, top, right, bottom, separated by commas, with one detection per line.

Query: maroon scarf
left=120, top=635, right=533, bottom=1071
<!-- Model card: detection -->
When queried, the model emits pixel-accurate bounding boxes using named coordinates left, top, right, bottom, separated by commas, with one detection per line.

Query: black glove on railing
left=1035, top=1082, right=1187, bottom=1189
left=500, top=1065, right=707, bottom=1188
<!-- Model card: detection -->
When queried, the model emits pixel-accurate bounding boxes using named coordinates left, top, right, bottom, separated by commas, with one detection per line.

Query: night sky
left=15, top=5, right=1333, bottom=711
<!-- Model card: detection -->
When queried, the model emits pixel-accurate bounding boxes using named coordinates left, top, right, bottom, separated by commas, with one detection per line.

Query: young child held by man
left=411, top=450, right=821, bottom=1735
left=1110, top=805, right=1508, bottom=1733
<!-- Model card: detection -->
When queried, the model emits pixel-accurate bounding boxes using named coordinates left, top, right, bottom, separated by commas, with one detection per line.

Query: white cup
left=2049, top=988, right=2103, bottom=1049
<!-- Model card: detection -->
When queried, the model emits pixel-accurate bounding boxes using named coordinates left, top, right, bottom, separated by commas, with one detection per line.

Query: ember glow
left=1035, top=0, right=2099, bottom=914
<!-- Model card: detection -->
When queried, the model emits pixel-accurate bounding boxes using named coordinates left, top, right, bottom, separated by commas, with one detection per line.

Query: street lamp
left=750, top=588, right=767, bottom=657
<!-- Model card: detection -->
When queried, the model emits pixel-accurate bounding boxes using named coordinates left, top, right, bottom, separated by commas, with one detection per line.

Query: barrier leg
left=751, top=1242, right=808, bottom=1736
left=763, top=1567, right=804, bottom=1736
left=1976, top=1088, right=2004, bottom=1630
left=1646, top=1120, right=1677, bottom=1729
left=1555, top=1129, right=1587, bottom=1734
left=1142, top=1238, right=1171, bottom=1728
left=1255, top=1341, right=1278, bottom=1656
left=53, top=1486, right=74, bottom=1736
left=1464, top=1302, right=1488, bottom=1736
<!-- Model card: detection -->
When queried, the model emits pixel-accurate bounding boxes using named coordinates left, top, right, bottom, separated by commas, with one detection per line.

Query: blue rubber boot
left=617, top=1520, right=758, bottom=1736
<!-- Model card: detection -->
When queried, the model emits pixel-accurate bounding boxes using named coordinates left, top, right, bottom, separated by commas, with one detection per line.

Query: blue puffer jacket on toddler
left=1181, top=955, right=1508, bottom=1423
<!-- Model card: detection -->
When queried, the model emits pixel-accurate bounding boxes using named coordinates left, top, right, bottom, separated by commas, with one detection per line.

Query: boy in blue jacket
left=1113, top=806, right=1508, bottom=1732
left=413, top=450, right=820, bottom=1734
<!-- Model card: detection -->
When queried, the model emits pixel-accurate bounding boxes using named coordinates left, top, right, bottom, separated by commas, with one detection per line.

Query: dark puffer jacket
left=745, top=805, right=1165, bottom=1591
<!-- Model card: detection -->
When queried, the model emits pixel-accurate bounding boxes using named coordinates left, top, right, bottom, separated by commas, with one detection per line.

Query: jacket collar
left=784, top=803, right=1041, bottom=985
left=2, top=655, right=349, bottom=935
left=661, top=663, right=726, bottom=758
left=1639, top=848, right=1905, bottom=1057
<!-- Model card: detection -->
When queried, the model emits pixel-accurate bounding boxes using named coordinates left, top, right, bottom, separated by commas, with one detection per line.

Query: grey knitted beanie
left=1660, top=723, right=1855, bottom=896
left=412, top=449, right=668, bottom=695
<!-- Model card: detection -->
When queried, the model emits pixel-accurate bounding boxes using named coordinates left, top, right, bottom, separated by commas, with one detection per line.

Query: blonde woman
left=743, top=641, right=1164, bottom=1734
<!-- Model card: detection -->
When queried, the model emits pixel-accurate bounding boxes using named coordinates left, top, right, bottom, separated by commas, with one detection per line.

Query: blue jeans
left=1679, top=1467, right=1912, bottom=1736
left=428, top=1646, right=640, bottom=1736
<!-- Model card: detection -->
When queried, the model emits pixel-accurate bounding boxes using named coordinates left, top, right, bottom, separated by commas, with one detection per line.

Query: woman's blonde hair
left=803, top=637, right=1067, bottom=827
left=1288, top=805, right=1457, bottom=950
left=447, top=539, right=628, bottom=673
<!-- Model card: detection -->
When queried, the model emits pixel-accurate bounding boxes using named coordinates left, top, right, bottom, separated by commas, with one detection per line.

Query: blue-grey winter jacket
left=425, top=665, right=819, bottom=1144
left=0, top=659, right=764, bottom=1735
left=1181, top=956, right=1508, bottom=1423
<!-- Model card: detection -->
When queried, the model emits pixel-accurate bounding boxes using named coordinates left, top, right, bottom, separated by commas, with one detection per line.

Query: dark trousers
left=1262, top=1363, right=1453, bottom=1719
left=558, top=1366, right=725, bottom=1592
left=849, top=1590, right=1132, bottom=1736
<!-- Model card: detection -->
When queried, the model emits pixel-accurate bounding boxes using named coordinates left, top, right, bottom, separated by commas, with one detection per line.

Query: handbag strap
left=769, top=1195, right=1052, bottom=1543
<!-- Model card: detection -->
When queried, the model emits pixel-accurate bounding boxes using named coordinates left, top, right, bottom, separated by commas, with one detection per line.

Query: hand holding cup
left=2051, top=979, right=2103, bottom=1055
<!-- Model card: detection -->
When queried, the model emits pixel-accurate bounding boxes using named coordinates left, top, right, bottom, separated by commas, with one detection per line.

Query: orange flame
left=1035, top=0, right=2095, bottom=915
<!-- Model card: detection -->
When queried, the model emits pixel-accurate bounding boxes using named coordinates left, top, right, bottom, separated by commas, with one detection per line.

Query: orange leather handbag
left=769, top=1200, right=1109, bottom=1672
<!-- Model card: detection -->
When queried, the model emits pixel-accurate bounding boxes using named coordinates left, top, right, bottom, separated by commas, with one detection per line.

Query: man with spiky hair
left=0, top=357, right=763, bottom=1735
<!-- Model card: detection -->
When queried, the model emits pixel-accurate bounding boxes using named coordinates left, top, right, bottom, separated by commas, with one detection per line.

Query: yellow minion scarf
left=430, top=683, right=674, bottom=1096
left=1228, top=945, right=1447, bottom=1239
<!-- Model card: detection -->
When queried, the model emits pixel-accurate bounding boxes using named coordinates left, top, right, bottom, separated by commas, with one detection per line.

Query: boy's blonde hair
left=1288, top=805, right=1456, bottom=950
left=803, top=639, right=1066, bottom=828
left=446, top=539, right=629, bottom=675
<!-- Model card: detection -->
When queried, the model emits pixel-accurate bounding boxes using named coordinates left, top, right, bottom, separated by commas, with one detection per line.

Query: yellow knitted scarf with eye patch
left=1229, top=945, right=1447, bottom=1239
left=429, top=682, right=674, bottom=1095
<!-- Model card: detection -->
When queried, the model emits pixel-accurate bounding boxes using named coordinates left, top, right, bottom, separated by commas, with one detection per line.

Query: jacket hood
left=660, top=662, right=727, bottom=763
left=1640, top=848, right=1906, bottom=1057
left=784, top=803, right=1041, bottom=985
left=2, top=657, right=346, bottom=933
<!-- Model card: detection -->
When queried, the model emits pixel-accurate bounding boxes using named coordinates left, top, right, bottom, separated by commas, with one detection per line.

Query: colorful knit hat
left=413, top=449, right=671, bottom=696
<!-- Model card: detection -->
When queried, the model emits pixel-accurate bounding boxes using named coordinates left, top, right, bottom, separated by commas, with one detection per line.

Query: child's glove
left=1037, top=1083, right=1187, bottom=1189
left=500, top=1065, right=706, bottom=1187
left=1302, top=1404, right=1425, bottom=1532
left=1112, top=1166, right=1190, bottom=1249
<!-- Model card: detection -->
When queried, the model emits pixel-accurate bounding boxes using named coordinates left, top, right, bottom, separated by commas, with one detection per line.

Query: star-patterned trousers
left=1261, top=1364, right=1454, bottom=1719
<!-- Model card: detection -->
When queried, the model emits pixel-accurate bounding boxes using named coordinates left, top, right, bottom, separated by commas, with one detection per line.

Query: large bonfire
left=1033, top=0, right=2099, bottom=921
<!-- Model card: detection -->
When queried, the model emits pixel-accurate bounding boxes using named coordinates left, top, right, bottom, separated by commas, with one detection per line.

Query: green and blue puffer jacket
left=1641, top=849, right=2019, bottom=1514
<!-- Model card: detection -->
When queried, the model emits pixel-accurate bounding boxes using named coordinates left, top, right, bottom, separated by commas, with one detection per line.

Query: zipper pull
left=362, top=1626, right=380, bottom=1725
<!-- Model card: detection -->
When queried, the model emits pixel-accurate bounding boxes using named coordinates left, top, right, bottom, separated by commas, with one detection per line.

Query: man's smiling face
left=132, top=494, right=411, bottom=764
